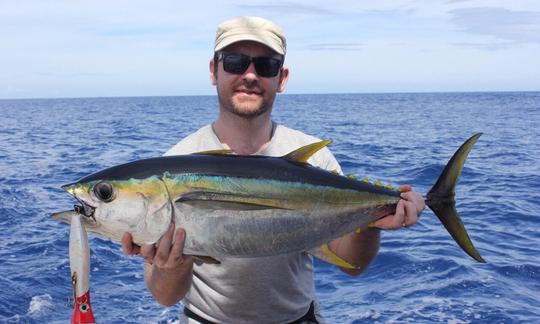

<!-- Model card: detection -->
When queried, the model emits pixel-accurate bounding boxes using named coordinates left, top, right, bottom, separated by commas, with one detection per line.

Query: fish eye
left=93, top=181, right=114, bottom=202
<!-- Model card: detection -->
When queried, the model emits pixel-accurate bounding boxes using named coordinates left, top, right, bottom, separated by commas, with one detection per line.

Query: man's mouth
left=235, top=88, right=262, bottom=96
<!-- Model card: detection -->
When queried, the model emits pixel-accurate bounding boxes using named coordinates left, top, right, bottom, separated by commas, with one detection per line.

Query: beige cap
left=214, top=16, right=286, bottom=55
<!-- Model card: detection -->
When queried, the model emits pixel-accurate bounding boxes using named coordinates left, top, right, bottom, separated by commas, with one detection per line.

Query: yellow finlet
left=282, top=140, right=332, bottom=163
left=386, top=184, right=394, bottom=190
left=375, top=180, right=383, bottom=187
left=330, top=169, right=339, bottom=174
left=347, top=174, right=357, bottom=180
left=362, top=177, right=370, bottom=184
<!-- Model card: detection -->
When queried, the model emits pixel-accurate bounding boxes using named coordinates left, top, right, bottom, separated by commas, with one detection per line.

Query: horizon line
left=1, top=89, right=539, bottom=101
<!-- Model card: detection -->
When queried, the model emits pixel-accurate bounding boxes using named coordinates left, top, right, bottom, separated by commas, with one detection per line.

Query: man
left=122, top=16, right=425, bottom=323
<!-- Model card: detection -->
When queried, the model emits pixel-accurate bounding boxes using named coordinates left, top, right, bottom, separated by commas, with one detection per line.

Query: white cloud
left=449, top=7, right=540, bottom=44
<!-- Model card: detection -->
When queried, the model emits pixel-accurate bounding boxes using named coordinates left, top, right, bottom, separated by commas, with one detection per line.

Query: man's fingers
left=397, top=184, right=412, bottom=193
left=168, top=228, right=187, bottom=265
left=370, top=188, right=425, bottom=230
left=154, top=224, right=175, bottom=266
left=121, top=224, right=190, bottom=269
left=120, top=226, right=188, bottom=268
left=121, top=232, right=133, bottom=254
left=121, top=232, right=140, bottom=255
left=400, top=191, right=426, bottom=214
left=141, top=244, right=156, bottom=264
left=391, top=199, right=406, bottom=228
left=372, top=200, right=406, bottom=230
left=401, top=200, right=418, bottom=227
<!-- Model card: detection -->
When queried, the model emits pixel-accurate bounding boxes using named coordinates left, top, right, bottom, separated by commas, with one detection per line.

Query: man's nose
left=243, top=62, right=258, bottom=78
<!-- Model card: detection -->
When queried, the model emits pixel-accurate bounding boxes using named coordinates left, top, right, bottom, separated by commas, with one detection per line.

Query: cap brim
left=215, top=34, right=285, bottom=55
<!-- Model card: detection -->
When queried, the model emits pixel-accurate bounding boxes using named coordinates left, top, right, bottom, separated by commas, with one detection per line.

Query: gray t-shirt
left=165, top=124, right=342, bottom=324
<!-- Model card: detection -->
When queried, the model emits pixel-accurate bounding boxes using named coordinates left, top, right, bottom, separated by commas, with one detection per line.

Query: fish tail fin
left=426, top=133, right=485, bottom=263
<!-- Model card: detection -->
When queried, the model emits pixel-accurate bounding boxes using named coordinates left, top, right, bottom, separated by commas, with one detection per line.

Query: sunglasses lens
left=254, top=57, right=282, bottom=77
left=222, top=54, right=250, bottom=74
left=221, top=53, right=282, bottom=77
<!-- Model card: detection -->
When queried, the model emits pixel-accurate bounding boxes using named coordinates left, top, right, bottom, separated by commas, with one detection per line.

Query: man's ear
left=277, top=66, right=289, bottom=93
left=210, top=59, right=217, bottom=85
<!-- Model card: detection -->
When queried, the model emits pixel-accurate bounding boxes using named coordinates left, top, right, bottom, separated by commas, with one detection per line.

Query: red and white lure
left=69, top=214, right=96, bottom=323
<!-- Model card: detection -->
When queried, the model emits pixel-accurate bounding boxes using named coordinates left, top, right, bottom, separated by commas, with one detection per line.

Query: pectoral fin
left=193, top=255, right=221, bottom=265
left=309, top=244, right=358, bottom=269
left=176, top=191, right=288, bottom=211
left=177, top=200, right=281, bottom=211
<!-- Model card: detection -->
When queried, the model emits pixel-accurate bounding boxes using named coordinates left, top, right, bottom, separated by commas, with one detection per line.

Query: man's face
left=210, top=41, right=289, bottom=119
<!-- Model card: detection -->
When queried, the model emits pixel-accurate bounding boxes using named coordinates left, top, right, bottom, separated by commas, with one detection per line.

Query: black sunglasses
left=217, top=52, right=284, bottom=78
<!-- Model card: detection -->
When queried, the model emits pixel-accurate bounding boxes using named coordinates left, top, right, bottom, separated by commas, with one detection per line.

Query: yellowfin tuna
left=53, top=134, right=485, bottom=267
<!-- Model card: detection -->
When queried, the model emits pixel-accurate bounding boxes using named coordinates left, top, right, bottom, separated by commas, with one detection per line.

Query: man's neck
left=212, top=111, right=275, bottom=155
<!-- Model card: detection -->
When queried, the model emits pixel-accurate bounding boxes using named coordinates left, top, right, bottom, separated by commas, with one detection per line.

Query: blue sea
left=1, top=92, right=539, bottom=323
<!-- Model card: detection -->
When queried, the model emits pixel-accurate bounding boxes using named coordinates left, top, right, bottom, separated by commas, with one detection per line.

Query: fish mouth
left=73, top=203, right=96, bottom=220
left=51, top=203, right=96, bottom=224
left=60, top=182, right=97, bottom=222
left=52, top=209, right=97, bottom=228
left=61, top=182, right=79, bottom=197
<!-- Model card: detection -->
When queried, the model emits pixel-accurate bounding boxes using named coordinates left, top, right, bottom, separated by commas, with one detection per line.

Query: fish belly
left=174, top=202, right=392, bottom=258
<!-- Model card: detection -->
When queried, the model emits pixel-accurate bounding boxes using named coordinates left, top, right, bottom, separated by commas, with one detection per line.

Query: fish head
left=54, top=176, right=172, bottom=245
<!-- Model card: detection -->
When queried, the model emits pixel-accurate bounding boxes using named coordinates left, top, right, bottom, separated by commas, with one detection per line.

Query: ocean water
left=0, top=92, right=539, bottom=323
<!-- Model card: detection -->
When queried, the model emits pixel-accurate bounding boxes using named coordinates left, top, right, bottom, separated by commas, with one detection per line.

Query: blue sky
left=1, top=0, right=539, bottom=99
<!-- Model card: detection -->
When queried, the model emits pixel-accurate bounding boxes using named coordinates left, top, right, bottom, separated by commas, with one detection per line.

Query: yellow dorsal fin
left=194, top=149, right=233, bottom=155
left=282, top=140, right=332, bottom=163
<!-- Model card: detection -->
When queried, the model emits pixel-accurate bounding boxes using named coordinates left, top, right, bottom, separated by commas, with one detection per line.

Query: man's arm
left=329, top=185, right=425, bottom=276
left=327, top=227, right=381, bottom=276
left=122, top=225, right=194, bottom=306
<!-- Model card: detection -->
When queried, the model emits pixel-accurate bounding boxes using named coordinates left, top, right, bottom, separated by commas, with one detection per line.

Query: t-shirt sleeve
left=164, top=125, right=222, bottom=156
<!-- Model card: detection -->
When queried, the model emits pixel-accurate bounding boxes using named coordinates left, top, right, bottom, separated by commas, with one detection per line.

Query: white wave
left=27, top=294, right=54, bottom=317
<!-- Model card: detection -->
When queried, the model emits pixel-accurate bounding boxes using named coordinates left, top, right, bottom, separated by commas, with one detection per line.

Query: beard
left=217, top=81, right=275, bottom=119
left=219, top=95, right=272, bottom=118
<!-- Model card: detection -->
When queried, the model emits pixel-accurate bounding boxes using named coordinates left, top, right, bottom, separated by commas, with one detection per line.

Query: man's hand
left=121, top=224, right=192, bottom=269
left=372, top=185, right=425, bottom=230
left=121, top=224, right=194, bottom=306
left=331, top=185, right=425, bottom=277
